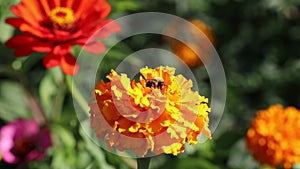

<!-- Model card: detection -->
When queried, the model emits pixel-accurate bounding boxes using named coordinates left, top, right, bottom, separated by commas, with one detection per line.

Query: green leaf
left=0, top=21, right=14, bottom=43
left=51, top=124, right=76, bottom=148
left=0, top=81, right=30, bottom=121
left=108, top=0, right=142, bottom=12
left=115, top=0, right=141, bottom=11
left=71, top=45, right=83, bottom=58
left=0, top=0, right=20, bottom=43
left=39, top=67, right=64, bottom=118
left=227, top=139, right=260, bottom=169
left=79, top=127, right=115, bottom=169
left=50, top=124, right=77, bottom=169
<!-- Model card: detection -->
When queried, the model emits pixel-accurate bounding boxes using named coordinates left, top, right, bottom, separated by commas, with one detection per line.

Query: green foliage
left=39, top=68, right=65, bottom=118
left=0, top=0, right=19, bottom=42
left=0, top=81, right=30, bottom=121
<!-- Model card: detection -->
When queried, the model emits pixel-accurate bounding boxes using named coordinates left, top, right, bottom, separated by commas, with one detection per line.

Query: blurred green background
left=0, top=0, right=300, bottom=169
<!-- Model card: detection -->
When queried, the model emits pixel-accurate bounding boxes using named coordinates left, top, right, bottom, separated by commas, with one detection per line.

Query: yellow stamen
left=49, top=7, right=75, bottom=29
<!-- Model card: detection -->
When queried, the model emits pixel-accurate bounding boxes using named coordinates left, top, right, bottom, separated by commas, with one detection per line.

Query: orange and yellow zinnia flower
left=166, top=19, right=215, bottom=67
left=246, top=104, right=300, bottom=169
left=89, top=66, right=211, bottom=157
left=5, top=0, right=120, bottom=75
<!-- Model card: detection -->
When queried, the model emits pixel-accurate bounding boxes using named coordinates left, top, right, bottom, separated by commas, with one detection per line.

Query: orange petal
left=74, top=0, right=99, bottom=19
left=61, top=53, right=79, bottom=75
left=11, top=2, right=43, bottom=27
left=21, top=0, right=46, bottom=20
left=40, top=0, right=51, bottom=13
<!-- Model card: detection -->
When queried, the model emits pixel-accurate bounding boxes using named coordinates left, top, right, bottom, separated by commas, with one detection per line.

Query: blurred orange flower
left=5, top=0, right=120, bottom=75
left=89, top=66, right=211, bottom=157
left=166, top=19, right=215, bottom=67
left=246, top=104, right=300, bottom=169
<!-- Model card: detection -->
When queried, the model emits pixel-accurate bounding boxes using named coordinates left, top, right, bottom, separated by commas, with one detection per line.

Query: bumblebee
left=140, top=74, right=165, bottom=89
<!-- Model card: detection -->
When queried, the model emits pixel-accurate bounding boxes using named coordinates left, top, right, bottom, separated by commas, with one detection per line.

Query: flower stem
left=52, top=81, right=66, bottom=121
left=137, top=157, right=151, bottom=169
left=65, top=75, right=89, bottom=117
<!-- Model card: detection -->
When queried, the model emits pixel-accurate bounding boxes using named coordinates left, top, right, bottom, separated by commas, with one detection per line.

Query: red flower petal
left=40, top=0, right=51, bottom=13
left=6, top=35, right=52, bottom=55
left=5, top=18, right=23, bottom=29
left=21, top=0, right=46, bottom=19
left=96, top=0, right=112, bottom=19
left=44, top=0, right=58, bottom=10
left=61, top=54, right=79, bottom=75
left=51, top=0, right=62, bottom=8
left=61, top=0, right=75, bottom=8
left=43, top=53, right=61, bottom=68
left=94, top=20, right=121, bottom=39
left=20, top=24, right=54, bottom=39
left=52, top=45, right=72, bottom=55
left=53, top=29, right=72, bottom=39
left=75, top=0, right=109, bottom=19
left=11, top=6, right=36, bottom=27
left=6, top=35, right=35, bottom=48
left=14, top=48, right=34, bottom=57
left=83, top=41, right=106, bottom=54
left=31, top=44, right=53, bottom=52
left=11, top=2, right=44, bottom=27
left=78, top=19, right=121, bottom=40
left=6, top=18, right=53, bottom=39
left=69, top=0, right=80, bottom=12
left=79, top=0, right=111, bottom=20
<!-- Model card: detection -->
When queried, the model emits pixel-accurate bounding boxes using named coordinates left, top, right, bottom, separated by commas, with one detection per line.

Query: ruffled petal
left=90, top=66, right=211, bottom=157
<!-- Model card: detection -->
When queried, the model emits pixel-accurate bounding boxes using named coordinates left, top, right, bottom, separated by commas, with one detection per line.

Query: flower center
left=11, top=137, right=35, bottom=157
left=49, top=7, right=75, bottom=29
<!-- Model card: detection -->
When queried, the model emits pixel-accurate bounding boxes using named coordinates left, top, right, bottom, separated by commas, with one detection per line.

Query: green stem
left=52, top=81, right=66, bottom=121
left=137, top=157, right=151, bottom=169
left=65, top=75, right=89, bottom=117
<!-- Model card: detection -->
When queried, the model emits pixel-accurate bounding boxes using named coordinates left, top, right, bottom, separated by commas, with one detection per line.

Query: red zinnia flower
left=5, top=0, right=120, bottom=75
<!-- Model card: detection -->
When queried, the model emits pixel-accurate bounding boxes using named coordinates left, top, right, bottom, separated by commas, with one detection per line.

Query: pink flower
left=0, top=119, right=52, bottom=164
